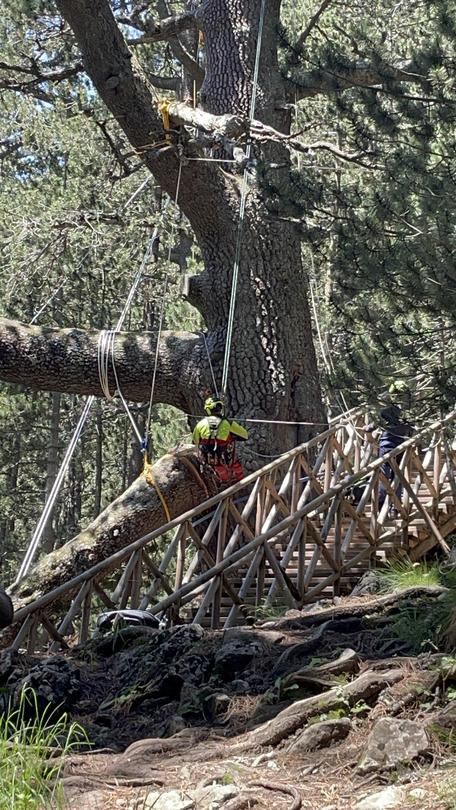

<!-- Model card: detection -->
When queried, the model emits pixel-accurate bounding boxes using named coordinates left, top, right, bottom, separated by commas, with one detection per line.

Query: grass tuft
left=377, top=559, right=441, bottom=592
left=0, top=687, right=88, bottom=810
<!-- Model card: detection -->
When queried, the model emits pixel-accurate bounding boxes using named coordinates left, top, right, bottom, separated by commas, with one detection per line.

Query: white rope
left=144, top=156, right=184, bottom=449
left=121, top=174, right=152, bottom=210
left=144, top=275, right=168, bottom=449
left=201, top=332, right=220, bottom=398
left=13, top=396, right=94, bottom=586
left=220, top=0, right=267, bottom=396
left=30, top=279, right=66, bottom=325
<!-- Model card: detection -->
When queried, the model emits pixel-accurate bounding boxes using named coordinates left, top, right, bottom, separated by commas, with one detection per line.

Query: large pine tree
left=0, top=0, right=454, bottom=608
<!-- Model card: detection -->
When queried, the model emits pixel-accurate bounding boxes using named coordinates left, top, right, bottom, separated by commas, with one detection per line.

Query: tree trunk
left=9, top=452, right=215, bottom=616
left=0, top=0, right=326, bottom=609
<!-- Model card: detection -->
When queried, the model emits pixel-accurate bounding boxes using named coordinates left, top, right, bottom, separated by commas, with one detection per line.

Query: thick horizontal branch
left=125, top=12, right=197, bottom=43
left=0, top=318, right=201, bottom=408
left=168, top=101, right=246, bottom=139
left=55, top=0, right=233, bottom=228
left=290, top=60, right=432, bottom=101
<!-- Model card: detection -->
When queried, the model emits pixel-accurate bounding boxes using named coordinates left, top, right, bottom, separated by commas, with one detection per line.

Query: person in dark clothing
left=367, top=404, right=414, bottom=514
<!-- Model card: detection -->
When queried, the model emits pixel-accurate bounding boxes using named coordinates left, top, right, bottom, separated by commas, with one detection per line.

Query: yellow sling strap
left=143, top=455, right=171, bottom=523
left=176, top=454, right=210, bottom=498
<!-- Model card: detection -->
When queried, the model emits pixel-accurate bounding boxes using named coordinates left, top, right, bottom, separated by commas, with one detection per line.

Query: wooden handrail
left=7, top=406, right=456, bottom=640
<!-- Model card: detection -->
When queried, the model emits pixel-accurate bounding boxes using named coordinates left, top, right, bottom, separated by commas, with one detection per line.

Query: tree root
left=280, top=647, right=360, bottom=690
left=232, top=668, right=404, bottom=750
left=250, top=780, right=302, bottom=810
left=274, top=587, right=447, bottom=631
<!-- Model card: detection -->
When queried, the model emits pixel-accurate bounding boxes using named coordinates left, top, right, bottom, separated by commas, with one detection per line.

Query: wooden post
left=27, top=615, right=39, bottom=655
left=297, top=518, right=307, bottom=603
left=333, top=496, right=343, bottom=598
left=79, top=582, right=93, bottom=643
left=434, top=441, right=442, bottom=498
left=10, top=614, right=34, bottom=652
left=175, top=532, right=187, bottom=590
left=255, top=550, right=266, bottom=608
left=51, top=580, right=91, bottom=651
left=211, top=501, right=228, bottom=628
left=130, top=550, right=143, bottom=609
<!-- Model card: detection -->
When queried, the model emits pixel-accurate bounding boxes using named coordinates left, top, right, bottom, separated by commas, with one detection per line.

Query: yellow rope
left=177, top=454, right=210, bottom=498
left=143, top=456, right=171, bottom=523
left=158, top=100, right=172, bottom=144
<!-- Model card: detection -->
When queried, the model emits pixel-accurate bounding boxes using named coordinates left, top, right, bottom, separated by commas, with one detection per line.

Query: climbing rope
left=220, top=0, right=267, bottom=397
left=144, top=274, right=169, bottom=452
left=201, top=332, right=220, bottom=398
left=143, top=155, right=183, bottom=453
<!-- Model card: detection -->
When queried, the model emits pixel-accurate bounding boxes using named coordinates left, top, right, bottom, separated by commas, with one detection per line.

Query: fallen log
left=2, top=452, right=218, bottom=646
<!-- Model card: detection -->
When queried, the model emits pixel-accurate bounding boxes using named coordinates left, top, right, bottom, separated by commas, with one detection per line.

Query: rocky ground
left=2, top=585, right=456, bottom=809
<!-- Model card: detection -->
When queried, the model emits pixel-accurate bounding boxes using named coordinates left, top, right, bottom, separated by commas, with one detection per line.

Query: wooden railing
left=6, top=408, right=456, bottom=651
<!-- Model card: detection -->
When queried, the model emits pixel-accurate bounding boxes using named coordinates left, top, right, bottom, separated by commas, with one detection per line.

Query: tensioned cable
left=144, top=157, right=183, bottom=451
left=143, top=275, right=169, bottom=451
left=14, top=397, right=94, bottom=585
left=201, top=332, right=220, bottom=398
left=15, top=187, right=159, bottom=585
left=220, top=0, right=267, bottom=397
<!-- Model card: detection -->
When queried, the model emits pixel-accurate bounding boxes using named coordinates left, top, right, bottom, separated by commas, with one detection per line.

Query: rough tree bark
left=1, top=0, right=326, bottom=614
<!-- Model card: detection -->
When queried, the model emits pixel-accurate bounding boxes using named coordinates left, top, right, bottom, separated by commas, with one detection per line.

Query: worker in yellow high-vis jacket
left=192, top=396, right=248, bottom=482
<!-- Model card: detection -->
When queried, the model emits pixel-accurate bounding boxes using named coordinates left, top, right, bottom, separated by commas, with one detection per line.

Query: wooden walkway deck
left=5, top=407, right=456, bottom=650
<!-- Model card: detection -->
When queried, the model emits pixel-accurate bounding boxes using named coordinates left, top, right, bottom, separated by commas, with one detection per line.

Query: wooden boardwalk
left=6, top=407, right=456, bottom=650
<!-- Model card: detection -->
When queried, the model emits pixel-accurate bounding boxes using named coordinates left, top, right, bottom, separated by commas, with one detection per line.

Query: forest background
left=0, top=0, right=455, bottom=582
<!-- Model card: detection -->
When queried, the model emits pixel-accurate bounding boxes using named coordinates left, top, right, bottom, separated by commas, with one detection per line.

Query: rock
left=350, top=570, right=381, bottom=597
left=192, top=784, right=238, bottom=809
left=214, top=633, right=265, bottom=679
left=288, top=718, right=352, bottom=753
left=429, top=700, right=456, bottom=729
left=166, top=714, right=186, bottom=736
left=358, top=718, right=430, bottom=774
left=267, top=760, right=279, bottom=770
left=144, top=790, right=195, bottom=810
left=14, top=656, right=82, bottom=712
left=354, top=787, right=406, bottom=810
left=230, top=679, right=250, bottom=694
left=408, top=788, right=427, bottom=799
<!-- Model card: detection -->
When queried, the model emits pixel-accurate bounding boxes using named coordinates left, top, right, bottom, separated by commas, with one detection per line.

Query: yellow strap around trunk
left=143, top=456, right=171, bottom=522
